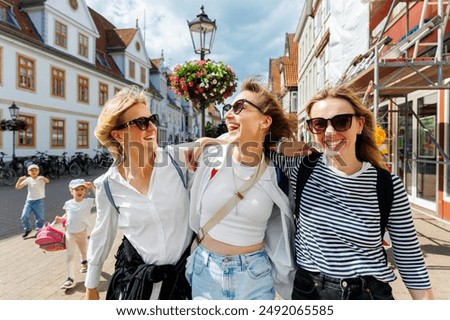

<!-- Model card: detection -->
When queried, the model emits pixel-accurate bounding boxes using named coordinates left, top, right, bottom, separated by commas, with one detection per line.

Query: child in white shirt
left=55, top=179, right=96, bottom=290
left=15, top=164, right=49, bottom=238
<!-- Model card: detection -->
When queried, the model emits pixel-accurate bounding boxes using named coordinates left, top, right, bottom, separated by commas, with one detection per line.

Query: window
left=99, top=82, right=108, bottom=106
left=114, top=87, right=121, bottom=95
left=96, top=53, right=111, bottom=69
left=291, top=92, right=298, bottom=113
left=51, top=118, right=65, bottom=148
left=78, top=33, right=89, bottom=58
left=78, top=75, right=89, bottom=103
left=0, top=5, right=19, bottom=28
left=51, top=67, right=65, bottom=98
left=55, top=21, right=68, bottom=48
left=140, top=66, right=146, bottom=84
left=77, top=121, right=89, bottom=148
left=129, top=60, right=135, bottom=79
left=18, top=115, right=35, bottom=147
left=0, top=109, right=2, bottom=148
left=17, top=54, right=35, bottom=91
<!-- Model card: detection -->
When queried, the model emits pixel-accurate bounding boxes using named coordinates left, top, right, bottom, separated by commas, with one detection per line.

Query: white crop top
left=199, top=157, right=274, bottom=246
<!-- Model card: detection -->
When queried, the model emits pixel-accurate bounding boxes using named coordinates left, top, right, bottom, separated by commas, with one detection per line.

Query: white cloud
left=85, top=0, right=304, bottom=100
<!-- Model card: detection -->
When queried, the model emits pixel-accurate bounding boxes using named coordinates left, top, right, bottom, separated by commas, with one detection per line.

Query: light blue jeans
left=186, top=245, right=275, bottom=300
left=20, top=199, right=45, bottom=232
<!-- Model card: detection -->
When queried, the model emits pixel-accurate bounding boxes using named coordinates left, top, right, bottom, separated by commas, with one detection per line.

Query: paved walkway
left=0, top=209, right=449, bottom=300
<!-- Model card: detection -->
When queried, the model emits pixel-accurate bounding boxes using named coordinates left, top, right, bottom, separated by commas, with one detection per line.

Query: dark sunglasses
left=222, top=99, right=262, bottom=117
left=114, top=114, right=160, bottom=131
left=306, top=113, right=357, bottom=134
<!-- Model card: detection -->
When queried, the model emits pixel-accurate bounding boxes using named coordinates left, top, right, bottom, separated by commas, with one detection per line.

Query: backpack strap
left=103, top=178, right=120, bottom=214
left=375, top=167, right=393, bottom=239
left=168, top=150, right=187, bottom=188
left=275, top=166, right=290, bottom=197
left=294, top=152, right=322, bottom=220
left=102, top=150, right=187, bottom=215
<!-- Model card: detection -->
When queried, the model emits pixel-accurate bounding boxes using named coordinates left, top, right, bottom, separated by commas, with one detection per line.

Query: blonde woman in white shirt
left=84, top=87, right=192, bottom=300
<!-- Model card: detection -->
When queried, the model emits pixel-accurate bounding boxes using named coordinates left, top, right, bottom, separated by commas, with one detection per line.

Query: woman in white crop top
left=186, top=77, right=297, bottom=300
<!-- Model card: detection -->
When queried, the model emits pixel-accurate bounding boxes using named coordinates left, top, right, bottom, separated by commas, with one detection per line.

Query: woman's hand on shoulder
left=184, top=137, right=228, bottom=172
left=276, top=140, right=317, bottom=157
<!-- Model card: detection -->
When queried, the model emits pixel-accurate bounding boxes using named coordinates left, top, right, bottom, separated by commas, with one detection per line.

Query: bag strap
left=294, top=152, right=322, bottom=220
left=167, top=149, right=187, bottom=188
left=196, top=158, right=268, bottom=243
left=103, top=178, right=120, bottom=214
left=376, top=166, right=393, bottom=238
left=102, top=150, right=186, bottom=215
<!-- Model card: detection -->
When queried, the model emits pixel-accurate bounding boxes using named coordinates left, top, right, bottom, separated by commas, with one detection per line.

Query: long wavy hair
left=240, top=77, right=297, bottom=150
left=305, top=85, right=387, bottom=170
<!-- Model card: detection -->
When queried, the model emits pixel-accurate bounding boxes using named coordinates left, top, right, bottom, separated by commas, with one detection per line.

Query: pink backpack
left=35, top=222, right=66, bottom=251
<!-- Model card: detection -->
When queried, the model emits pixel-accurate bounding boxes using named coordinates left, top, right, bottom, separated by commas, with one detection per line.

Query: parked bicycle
left=0, top=152, right=17, bottom=186
left=68, top=152, right=93, bottom=177
left=24, top=151, right=60, bottom=179
left=92, top=149, right=113, bottom=169
left=56, top=151, right=71, bottom=176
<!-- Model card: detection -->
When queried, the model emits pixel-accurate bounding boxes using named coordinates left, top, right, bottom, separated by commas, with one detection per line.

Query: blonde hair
left=95, top=86, right=147, bottom=158
left=241, top=77, right=297, bottom=149
left=305, top=85, right=387, bottom=170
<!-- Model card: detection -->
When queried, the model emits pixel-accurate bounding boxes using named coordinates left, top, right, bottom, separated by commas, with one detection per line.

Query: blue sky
left=85, top=0, right=305, bottom=94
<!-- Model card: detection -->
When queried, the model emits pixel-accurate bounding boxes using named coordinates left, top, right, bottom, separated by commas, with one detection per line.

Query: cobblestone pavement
left=0, top=171, right=449, bottom=299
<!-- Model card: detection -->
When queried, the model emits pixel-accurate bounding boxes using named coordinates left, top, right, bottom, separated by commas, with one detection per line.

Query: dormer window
left=78, top=33, right=89, bottom=57
left=96, top=53, right=111, bottom=69
left=0, top=5, right=20, bottom=29
left=55, top=21, right=68, bottom=49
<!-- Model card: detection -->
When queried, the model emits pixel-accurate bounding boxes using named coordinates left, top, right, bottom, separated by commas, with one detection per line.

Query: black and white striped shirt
left=270, top=152, right=431, bottom=289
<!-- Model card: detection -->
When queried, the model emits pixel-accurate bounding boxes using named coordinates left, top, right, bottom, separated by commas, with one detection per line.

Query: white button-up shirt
left=85, top=147, right=191, bottom=289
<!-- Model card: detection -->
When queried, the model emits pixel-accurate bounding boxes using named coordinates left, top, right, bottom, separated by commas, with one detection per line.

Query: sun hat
left=69, top=179, right=86, bottom=189
left=27, top=164, right=39, bottom=170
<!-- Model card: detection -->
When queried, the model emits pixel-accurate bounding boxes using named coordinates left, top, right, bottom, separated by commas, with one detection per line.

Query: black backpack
left=294, top=152, right=393, bottom=240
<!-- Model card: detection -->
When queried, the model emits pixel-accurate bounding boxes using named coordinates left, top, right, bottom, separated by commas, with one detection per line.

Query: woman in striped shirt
left=271, top=85, right=434, bottom=300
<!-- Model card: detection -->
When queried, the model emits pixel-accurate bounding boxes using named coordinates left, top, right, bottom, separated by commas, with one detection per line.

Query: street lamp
left=187, top=5, right=217, bottom=136
left=8, top=102, right=19, bottom=160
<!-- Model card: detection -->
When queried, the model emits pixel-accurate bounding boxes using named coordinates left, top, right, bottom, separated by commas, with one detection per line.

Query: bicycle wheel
left=47, top=166, right=59, bottom=179
left=69, top=163, right=81, bottom=178
left=2, top=168, right=17, bottom=186
left=57, top=161, right=66, bottom=176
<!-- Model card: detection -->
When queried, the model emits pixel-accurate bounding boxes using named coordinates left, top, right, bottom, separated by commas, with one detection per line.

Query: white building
left=0, top=0, right=153, bottom=161
left=294, top=0, right=370, bottom=139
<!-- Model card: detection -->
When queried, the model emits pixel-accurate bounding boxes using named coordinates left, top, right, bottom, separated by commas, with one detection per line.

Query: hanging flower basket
left=0, top=119, right=28, bottom=131
left=169, top=60, right=238, bottom=108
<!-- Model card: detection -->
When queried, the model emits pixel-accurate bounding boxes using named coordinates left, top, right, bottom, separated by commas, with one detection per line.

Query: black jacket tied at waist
left=106, top=236, right=192, bottom=300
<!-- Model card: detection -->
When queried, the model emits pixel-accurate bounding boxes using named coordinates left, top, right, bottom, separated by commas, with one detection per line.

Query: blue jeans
left=292, top=268, right=395, bottom=300
left=20, top=199, right=45, bottom=232
left=186, top=245, right=275, bottom=300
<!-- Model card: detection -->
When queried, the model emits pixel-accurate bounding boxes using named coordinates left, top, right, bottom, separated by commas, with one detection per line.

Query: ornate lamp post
left=8, top=102, right=19, bottom=160
left=187, top=5, right=217, bottom=136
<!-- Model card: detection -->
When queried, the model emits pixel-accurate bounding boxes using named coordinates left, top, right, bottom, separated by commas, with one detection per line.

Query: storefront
left=381, top=89, right=450, bottom=220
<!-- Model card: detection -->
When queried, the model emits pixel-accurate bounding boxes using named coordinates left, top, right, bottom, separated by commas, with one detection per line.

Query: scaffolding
left=339, top=0, right=450, bottom=165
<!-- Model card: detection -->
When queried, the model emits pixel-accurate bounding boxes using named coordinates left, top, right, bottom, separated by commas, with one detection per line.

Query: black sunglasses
left=306, top=113, right=357, bottom=134
left=114, top=114, right=160, bottom=131
left=222, top=99, right=262, bottom=117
